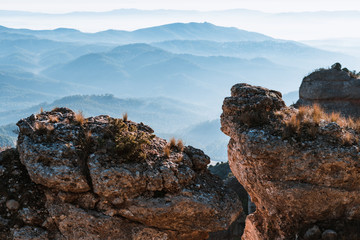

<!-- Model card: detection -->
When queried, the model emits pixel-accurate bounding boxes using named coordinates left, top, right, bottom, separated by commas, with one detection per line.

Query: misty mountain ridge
left=1, top=8, right=360, bottom=41
left=0, top=94, right=210, bottom=132
left=0, top=22, right=356, bottom=118
left=0, top=21, right=357, bottom=164
left=41, top=42, right=306, bottom=103
left=0, top=22, right=273, bottom=44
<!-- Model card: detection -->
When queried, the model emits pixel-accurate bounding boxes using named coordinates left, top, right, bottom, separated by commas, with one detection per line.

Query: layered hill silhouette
left=0, top=22, right=354, bottom=109
left=0, top=22, right=272, bottom=44
left=0, top=22, right=357, bottom=163
left=0, top=94, right=227, bottom=161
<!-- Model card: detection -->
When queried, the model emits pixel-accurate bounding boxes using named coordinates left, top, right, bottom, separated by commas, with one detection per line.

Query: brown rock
left=47, top=202, right=168, bottom=240
left=296, top=67, right=360, bottom=117
left=13, top=108, right=242, bottom=239
left=221, top=83, right=360, bottom=239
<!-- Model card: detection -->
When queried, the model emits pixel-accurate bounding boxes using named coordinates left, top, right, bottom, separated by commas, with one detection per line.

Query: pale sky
left=1, top=0, right=360, bottom=41
left=2, top=0, right=360, bottom=13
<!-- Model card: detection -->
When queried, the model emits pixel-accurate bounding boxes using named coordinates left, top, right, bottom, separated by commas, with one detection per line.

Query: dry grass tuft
left=328, top=112, right=341, bottom=123
left=285, top=104, right=327, bottom=131
left=283, top=103, right=360, bottom=145
left=164, top=138, right=185, bottom=158
left=85, top=130, right=92, bottom=141
left=177, top=139, right=184, bottom=152
left=164, top=144, right=171, bottom=157
left=122, top=112, right=128, bottom=122
left=169, top=137, right=176, bottom=148
left=74, top=111, right=86, bottom=125
left=312, top=104, right=323, bottom=124
left=341, top=132, right=357, bottom=145
left=34, top=122, right=54, bottom=134
left=34, top=122, right=46, bottom=131
left=48, top=115, right=59, bottom=123
left=350, top=118, right=360, bottom=131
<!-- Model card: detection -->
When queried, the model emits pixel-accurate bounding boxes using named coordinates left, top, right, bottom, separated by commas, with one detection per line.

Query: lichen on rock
left=7, top=108, right=243, bottom=239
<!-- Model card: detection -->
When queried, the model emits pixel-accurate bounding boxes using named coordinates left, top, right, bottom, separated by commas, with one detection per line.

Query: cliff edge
left=221, top=83, right=360, bottom=239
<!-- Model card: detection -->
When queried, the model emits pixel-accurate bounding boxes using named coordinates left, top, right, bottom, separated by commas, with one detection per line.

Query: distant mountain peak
left=53, top=28, right=80, bottom=33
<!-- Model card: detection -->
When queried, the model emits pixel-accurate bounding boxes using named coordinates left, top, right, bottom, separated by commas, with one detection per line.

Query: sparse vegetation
left=48, top=115, right=59, bottom=123
left=164, top=144, right=171, bottom=157
left=169, top=137, right=176, bottom=148
left=106, top=118, right=154, bottom=162
left=177, top=139, right=184, bottom=152
left=34, top=122, right=54, bottom=135
left=341, top=132, right=357, bottom=146
left=282, top=103, right=360, bottom=145
left=310, top=63, right=360, bottom=79
left=163, top=137, right=185, bottom=158
left=74, top=111, right=86, bottom=125
left=122, top=112, right=128, bottom=122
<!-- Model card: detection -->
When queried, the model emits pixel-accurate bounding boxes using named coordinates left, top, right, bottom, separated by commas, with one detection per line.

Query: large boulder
left=221, top=83, right=360, bottom=239
left=10, top=108, right=242, bottom=239
left=296, top=65, right=360, bottom=117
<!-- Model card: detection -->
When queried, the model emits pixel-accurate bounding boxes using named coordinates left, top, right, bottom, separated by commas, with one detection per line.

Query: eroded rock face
left=10, top=108, right=242, bottom=239
left=296, top=66, right=360, bottom=117
left=221, top=83, right=360, bottom=239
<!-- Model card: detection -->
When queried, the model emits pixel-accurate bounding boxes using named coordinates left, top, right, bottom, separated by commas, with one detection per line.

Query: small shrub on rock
left=107, top=118, right=154, bottom=162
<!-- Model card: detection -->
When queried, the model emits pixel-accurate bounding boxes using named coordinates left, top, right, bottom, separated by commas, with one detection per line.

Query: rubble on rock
left=221, top=83, right=360, bottom=239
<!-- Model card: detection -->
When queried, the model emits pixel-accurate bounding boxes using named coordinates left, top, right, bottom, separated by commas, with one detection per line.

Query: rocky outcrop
left=296, top=63, right=360, bottom=117
left=221, top=83, right=360, bottom=239
left=0, top=108, right=242, bottom=239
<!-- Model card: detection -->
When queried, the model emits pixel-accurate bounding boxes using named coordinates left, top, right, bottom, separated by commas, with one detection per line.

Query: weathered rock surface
left=296, top=64, right=360, bottom=117
left=1, top=108, right=242, bottom=239
left=221, top=83, right=360, bottom=239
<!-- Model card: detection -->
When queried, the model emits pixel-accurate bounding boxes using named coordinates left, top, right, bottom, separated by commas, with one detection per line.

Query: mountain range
left=0, top=22, right=357, bottom=162
left=0, top=22, right=272, bottom=44
left=1, top=9, right=359, bottom=41
left=1, top=22, right=354, bottom=111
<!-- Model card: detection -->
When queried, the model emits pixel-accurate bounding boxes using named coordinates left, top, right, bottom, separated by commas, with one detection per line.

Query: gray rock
left=304, top=225, right=321, bottom=240
left=17, top=109, right=90, bottom=193
left=0, top=216, right=9, bottom=227
left=6, top=199, right=20, bottom=211
left=19, top=208, right=42, bottom=225
left=12, top=226, right=48, bottom=240
left=15, top=108, right=243, bottom=239
left=322, top=229, right=338, bottom=240
left=0, top=165, right=5, bottom=176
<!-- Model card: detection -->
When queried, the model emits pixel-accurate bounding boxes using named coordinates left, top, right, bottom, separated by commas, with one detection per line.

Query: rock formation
left=1, top=108, right=242, bottom=239
left=221, top=83, right=360, bottom=239
left=296, top=63, right=360, bottom=117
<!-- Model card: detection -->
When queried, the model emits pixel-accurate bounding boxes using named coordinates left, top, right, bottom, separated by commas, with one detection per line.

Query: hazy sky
left=2, top=0, right=360, bottom=41
left=2, top=0, right=360, bottom=13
